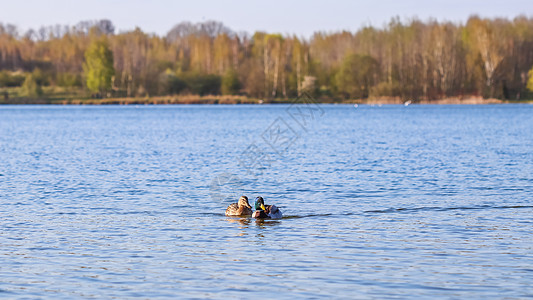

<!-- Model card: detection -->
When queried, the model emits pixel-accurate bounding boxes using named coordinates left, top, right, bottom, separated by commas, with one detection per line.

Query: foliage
left=528, top=66, right=533, bottom=93
left=31, top=68, right=47, bottom=86
left=370, top=81, right=401, bottom=98
left=159, top=70, right=187, bottom=95
left=83, top=38, right=115, bottom=93
left=336, top=54, right=379, bottom=99
left=56, top=73, right=82, bottom=87
left=21, top=73, right=43, bottom=97
left=0, top=71, right=25, bottom=87
left=221, top=70, right=241, bottom=95
left=1, top=17, right=533, bottom=100
left=180, top=73, right=221, bottom=96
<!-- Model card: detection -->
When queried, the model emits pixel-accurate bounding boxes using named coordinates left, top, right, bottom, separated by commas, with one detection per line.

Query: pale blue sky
left=0, top=0, right=531, bottom=37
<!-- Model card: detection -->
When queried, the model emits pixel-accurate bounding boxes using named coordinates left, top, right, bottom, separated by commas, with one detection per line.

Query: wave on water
left=60, top=205, right=532, bottom=219
left=363, top=204, right=533, bottom=214
left=51, top=205, right=533, bottom=220
left=222, top=205, right=533, bottom=220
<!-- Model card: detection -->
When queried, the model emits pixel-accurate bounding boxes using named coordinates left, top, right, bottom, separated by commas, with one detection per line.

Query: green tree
left=181, top=72, right=221, bottom=95
left=83, top=38, right=115, bottom=94
left=221, top=70, right=241, bottom=95
left=462, top=17, right=507, bottom=97
left=336, top=54, right=379, bottom=99
left=21, top=73, right=43, bottom=98
left=159, top=69, right=187, bottom=95
left=528, top=66, right=533, bottom=93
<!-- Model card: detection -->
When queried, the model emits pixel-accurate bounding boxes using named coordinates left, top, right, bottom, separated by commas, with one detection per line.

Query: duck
left=252, top=196, right=283, bottom=219
left=225, top=196, right=253, bottom=216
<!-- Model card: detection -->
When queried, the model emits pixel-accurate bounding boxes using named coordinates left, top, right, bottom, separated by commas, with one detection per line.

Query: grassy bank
left=2, top=96, right=531, bottom=105
left=1, top=86, right=531, bottom=105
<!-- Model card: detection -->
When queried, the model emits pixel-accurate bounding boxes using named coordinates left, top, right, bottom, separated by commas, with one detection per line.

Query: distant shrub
left=159, top=71, right=187, bottom=95
left=31, top=68, right=48, bottom=86
left=0, top=71, right=25, bottom=87
left=336, top=54, right=379, bottom=99
left=221, top=70, right=241, bottom=95
left=56, top=73, right=82, bottom=87
left=21, top=74, right=43, bottom=98
left=369, top=81, right=401, bottom=98
left=179, top=73, right=221, bottom=96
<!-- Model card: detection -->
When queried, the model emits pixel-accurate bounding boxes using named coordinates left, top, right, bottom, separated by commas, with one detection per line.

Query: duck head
left=255, top=196, right=266, bottom=211
left=238, top=196, right=252, bottom=208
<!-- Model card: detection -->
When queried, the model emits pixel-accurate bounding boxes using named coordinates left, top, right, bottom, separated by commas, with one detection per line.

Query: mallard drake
left=225, top=196, right=253, bottom=216
left=252, top=196, right=282, bottom=219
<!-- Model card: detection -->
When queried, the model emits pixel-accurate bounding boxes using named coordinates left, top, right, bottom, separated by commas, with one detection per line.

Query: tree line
left=1, top=17, right=533, bottom=101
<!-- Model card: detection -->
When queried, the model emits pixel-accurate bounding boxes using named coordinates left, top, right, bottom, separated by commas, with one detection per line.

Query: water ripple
left=1, top=105, right=532, bottom=299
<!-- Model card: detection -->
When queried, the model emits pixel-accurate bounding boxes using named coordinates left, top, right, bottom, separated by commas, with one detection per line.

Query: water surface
left=1, top=104, right=532, bottom=298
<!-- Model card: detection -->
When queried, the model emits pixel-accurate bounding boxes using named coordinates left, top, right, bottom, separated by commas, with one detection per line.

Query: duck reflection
left=254, top=219, right=282, bottom=228
left=225, top=217, right=251, bottom=227
left=225, top=217, right=252, bottom=236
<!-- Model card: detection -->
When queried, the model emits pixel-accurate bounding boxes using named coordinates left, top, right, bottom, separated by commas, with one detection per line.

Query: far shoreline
left=1, top=95, right=531, bottom=105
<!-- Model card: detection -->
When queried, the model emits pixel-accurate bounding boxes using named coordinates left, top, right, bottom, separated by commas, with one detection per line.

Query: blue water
left=0, top=104, right=532, bottom=299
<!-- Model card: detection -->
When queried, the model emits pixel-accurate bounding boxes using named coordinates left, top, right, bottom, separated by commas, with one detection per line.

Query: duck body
left=225, top=196, right=253, bottom=216
left=252, top=209, right=269, bottom=218
left=265, top=204, right=283, bottom=219
left=252, top=197, right=283, bottom=219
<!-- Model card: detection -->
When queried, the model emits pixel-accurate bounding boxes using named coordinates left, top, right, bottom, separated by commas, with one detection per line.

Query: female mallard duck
left=225, top=196, right=253, bottom=216
left=252, top=196, right=282, bottom=219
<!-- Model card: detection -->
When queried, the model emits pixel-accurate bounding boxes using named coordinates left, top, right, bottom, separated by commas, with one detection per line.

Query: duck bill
left=260, top=204, right=266, bottom=211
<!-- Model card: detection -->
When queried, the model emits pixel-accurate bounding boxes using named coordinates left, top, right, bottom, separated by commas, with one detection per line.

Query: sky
left=0, top=0, right=531, bottom=37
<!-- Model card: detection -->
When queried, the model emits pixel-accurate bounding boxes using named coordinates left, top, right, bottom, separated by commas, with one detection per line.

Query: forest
left=1, top=16, right=533, bottom=103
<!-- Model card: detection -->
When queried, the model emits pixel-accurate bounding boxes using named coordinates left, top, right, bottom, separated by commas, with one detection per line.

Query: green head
left=255, top=196, right=266, bottom=211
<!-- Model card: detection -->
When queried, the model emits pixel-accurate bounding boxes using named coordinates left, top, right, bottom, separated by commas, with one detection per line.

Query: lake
left=0, top=104, right=532, bottom=299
